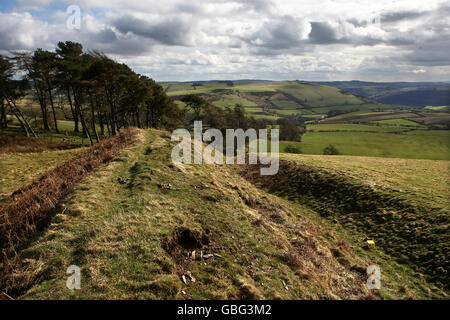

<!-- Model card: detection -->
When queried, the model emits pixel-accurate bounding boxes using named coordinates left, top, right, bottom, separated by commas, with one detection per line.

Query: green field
left=425, top=106, right=450, bottom=112
left=212, top=98, right=256, bottom=108
left=306, top=123, right=424, bottom=133
left=279, top=129, right=450, bottom=160
left=0, top=148, right=84, bottom=204
left=371, top=119, right=425, bottom=127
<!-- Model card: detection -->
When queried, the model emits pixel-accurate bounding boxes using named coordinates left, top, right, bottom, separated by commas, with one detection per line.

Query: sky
left=0, top=0, right=449, bottom=82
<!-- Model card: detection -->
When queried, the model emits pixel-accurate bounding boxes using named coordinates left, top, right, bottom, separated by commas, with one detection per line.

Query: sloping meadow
left=240, top=159, right=449, bottom=293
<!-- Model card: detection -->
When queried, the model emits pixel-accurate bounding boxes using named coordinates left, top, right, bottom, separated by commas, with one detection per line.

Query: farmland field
left=279, top=129, right=450, bottom=160
left=163, top=80, right=391, bottom=120
left=306, top=123, right=426, bottom=133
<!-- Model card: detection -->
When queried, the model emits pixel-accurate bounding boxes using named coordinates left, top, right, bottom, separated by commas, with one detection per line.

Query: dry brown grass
left=0, top=128, right=138, bottom=250
left=0, top=135, right=73, bottom=153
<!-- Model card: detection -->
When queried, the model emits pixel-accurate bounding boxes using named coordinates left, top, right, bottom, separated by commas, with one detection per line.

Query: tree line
left=0, top=41, right=304, bottom=145
left=1, top=41, right=182, bottom=144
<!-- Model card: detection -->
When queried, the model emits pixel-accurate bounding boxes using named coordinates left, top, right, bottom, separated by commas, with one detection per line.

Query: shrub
left=323, top=144, right=340, bottom=155
left=285, top=144, right=302, bottom=154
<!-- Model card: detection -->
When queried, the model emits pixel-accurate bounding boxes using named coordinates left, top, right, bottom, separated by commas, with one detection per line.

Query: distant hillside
left=309, top=81, right=450, bottom=108
left=162, top=81, right=391, bottom=120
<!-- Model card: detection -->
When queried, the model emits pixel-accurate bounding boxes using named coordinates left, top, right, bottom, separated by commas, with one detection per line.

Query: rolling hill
left=162, top=81, right=391, bottom=120
left=310, top=81, right=450, bottom=108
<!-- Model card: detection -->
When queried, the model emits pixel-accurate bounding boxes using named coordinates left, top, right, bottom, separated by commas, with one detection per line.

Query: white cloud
left=1, top=0, right=449, bottom=81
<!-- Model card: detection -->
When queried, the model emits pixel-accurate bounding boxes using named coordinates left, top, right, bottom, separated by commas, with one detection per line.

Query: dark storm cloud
left=113, top=15, right=193, bottom=46
left=240, top=0, right=275, bottom=13
left=380, top=11, right=427, bottom=23
left=402, top=37, right=450, bottom=66
left=176, top=2, right=204, bottom=15
left=94, top=28, right=117, bottom=43
left=307, top=21, right=380, bottom=46
left=241, top=15, right=308, bottom=50
left=308, top=22, right=343, bottom=44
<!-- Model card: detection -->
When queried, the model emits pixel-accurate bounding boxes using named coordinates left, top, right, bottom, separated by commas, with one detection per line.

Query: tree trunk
left=98, top=112, right=105, bottom=136
left=136, top=110, right=142, bottom=128
left=73, top=88, right=93, bottom=145
left=88, top=93, right=100, bottom=143
left=67, top=86, right=79, bottom=133
left=0, top=97, right=7, bottom=129
left=104, top=85, right=117, bottom=135
left=105, top=114, right=111, bottom=136
left=5, top=97, right=37, bottom=137
left=146, top=103, right=150, bottom=128
left=46, top=81, right=59, bottom=133
left=34, top=83, right=50, bottom=131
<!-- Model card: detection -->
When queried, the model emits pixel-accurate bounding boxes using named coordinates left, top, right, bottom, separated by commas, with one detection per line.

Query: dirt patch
left=162, top=227, right=211, bottom=275
left=163, top=228, right=208, bottom=257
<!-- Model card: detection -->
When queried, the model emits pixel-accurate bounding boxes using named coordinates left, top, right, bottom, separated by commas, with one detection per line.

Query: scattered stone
left=157, top=183, right=173, bottom=190
left=186, top=271, right=196, bottom=283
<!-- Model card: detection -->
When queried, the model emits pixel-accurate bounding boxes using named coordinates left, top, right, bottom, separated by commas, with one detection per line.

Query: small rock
left=186, top=271, right=196, bottom=283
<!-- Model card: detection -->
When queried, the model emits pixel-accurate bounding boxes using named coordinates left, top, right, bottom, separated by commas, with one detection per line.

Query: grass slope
left=1, top=129, right=443, bottom=299
left=247, top=154, right=449, bottom=290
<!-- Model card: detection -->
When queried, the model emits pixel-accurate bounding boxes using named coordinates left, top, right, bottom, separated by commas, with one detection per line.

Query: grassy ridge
left=1, top=129, right=444, bottom=299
